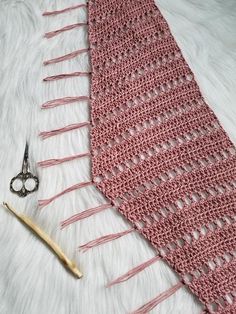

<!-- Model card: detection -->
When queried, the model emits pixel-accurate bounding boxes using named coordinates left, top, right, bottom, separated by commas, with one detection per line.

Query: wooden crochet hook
left=3, top=202, right=82, bottom=279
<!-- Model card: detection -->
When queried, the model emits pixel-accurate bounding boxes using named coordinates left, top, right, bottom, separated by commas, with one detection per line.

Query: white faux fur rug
left=0, top=1, right=236, bottom=313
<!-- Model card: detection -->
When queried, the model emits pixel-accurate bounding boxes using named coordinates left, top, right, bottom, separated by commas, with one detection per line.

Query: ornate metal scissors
left=10, top=143, right=39, bottom=197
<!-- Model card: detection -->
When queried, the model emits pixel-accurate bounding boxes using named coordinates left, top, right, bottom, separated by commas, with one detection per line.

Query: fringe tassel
left=61, top=203, right=112, bottom=228
left=107, top=256, right=161, bottom=287
left=43, top=71, right=91, bottom=82
left=38, top=181, right=93, bottom=208
left=43, top=4, right=87, bottom=16
left=39, top=122, right=90, bottom=139
left=43, top=48, right=90, bottom=65
left=38, top=152, right=91, bottom=168
left=130, top=282, right=183, bottom=314
left=41, top=96, right=89, bottom=109
left=79, top=228, right=135, bottom=252
left=44, top=22, right=87, bottom=39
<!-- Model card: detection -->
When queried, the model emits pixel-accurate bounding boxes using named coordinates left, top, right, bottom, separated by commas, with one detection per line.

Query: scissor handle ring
left=10, top=172, right=39, bottom=197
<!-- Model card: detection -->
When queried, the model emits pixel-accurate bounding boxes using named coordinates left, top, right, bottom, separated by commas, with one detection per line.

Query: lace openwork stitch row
left=92, top=86, right=201, bottom=142
left=90, top=22, right=167, bottom=54
left=94, top=128, right=231, bottom=185
left=138, top=186, right=236, bottom=233
left=91, top=6, right=160, bottom=39
left=92, top=95, right=204, bottom=150
left=109, top=150, right=236, bottom=212
left=96, top=151, right=234, bottom=208
left=92, top=106, right=220, bottom=174
left=152, top=214, right=236, bottom=263
left=116, top=155, right=236, bottom=218
left=92, top=73, right=194, bottom=122
left=92, top=29, right=169, bottom=69
left=90, top=3, right=156, bottom=26
left=92, top=62, right=192, bottom=99
left=93, top=50, right=182, bottom=90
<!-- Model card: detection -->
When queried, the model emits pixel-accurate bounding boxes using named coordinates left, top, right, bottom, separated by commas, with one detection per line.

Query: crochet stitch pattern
left=88, top=0, right=236, bottom=313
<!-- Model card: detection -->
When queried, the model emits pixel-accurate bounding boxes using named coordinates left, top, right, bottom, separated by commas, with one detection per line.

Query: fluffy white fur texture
left=0, top=1, right=236, bottom=313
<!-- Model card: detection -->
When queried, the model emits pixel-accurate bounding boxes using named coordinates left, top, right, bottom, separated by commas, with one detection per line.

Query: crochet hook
left=3, top=202, right=83, bottom=279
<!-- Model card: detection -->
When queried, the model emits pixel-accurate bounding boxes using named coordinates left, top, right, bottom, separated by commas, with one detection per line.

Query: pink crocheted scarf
left=40, top=1, right=236, bottom=313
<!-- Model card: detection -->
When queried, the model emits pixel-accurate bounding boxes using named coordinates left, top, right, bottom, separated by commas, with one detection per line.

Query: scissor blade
left=22, top=142, right=29, bottom=172
left=24, top=142, right=29, bottom=160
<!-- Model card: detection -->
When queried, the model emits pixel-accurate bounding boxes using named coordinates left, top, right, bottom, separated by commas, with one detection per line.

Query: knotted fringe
left=38, top=181, right=93, bottom=208
left=61, top=203, right=112, bottom=228
left=107, top=256, right=161, bottom=288
left=39, top=122, right=90, bottom=139
left=43, top=71, right=91, bottom=82
left=38, top=152, right=91, bottom=168
left=130, top=282, right=183, bottom=314
left=44, top=48, right=90, bottom=65
left=45, top=22, right=87, bottom=39
left=41, top=96, right=89, bottom=109
left=79, top=228, right=135, bottom=252
left=43, top=4, right=87, bottom=16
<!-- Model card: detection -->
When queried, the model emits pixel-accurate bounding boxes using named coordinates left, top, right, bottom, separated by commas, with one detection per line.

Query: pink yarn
left=43, top=71, right=90, bottom=82
left=79, top=228, right=135, bottom=252
left=38, top=181, right=93, bottom=208
left=88, top=0, right=236, bottom=312
left=44, top=22, right=87, bottom=39
left=43, top=48, right=90, bottom=66
left=130, top=282, right=183, bottom=314
left=38, top=152, right=91, bottom=168
left=42, top=4, right=87, bottom=16
left=61, top=203, right=112, bottom=228
left=41, top=96, right=89, bottom=109
left=40, top=1, right=236, bottom=312
left=107, top=255, right=161, bottom=287
left=39, top=122, right=90, bottom=139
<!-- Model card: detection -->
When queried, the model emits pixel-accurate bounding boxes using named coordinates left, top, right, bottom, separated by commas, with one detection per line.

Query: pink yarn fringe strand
left=79, top=228, right=135, bottom=252
left=61, top=203, right=112, bottom=228
left=43, top=48, right=90, bottom=65
left=38, top=181, right=93, bottom=208
left=43, top=71, right=91, bottom=82
left=38, top=152, right=91, bottom=168
left=44, top=22, right=87, bottom=39
left=130, top=282, right=183, bottom=314
left=43, top=4, right=87, bottom=16
left=41, top=96, right=89, bottom=109
left=107, top=256, right=161, bottom=287
left=39, top=122, right=90, bottom=139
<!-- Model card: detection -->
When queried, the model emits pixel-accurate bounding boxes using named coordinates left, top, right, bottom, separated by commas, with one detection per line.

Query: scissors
left=10, top=142, right=39, bottom=197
